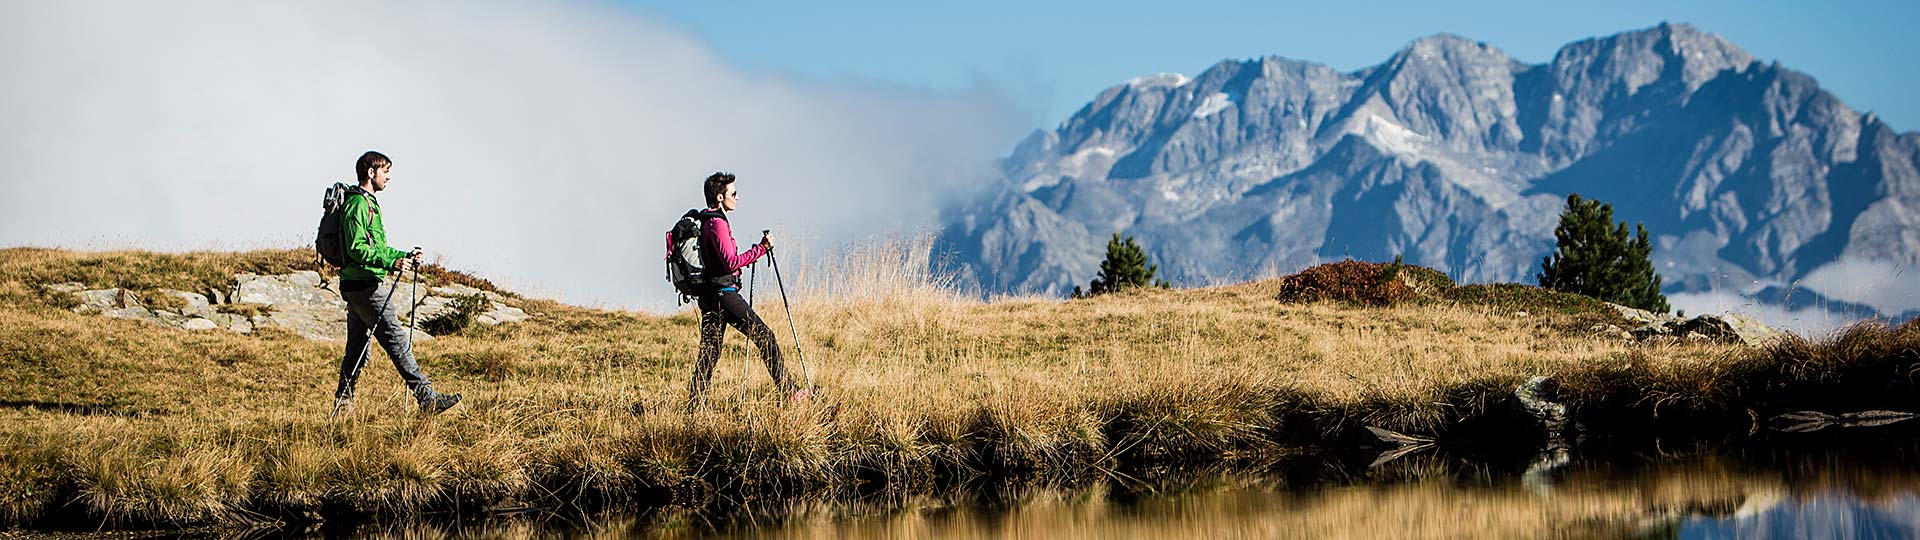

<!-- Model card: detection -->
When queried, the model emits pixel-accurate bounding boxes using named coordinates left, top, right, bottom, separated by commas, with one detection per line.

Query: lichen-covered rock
left=432, top=284, right=506, bottom=303
left=254, top=305, right=348, bottom=341
left=1635, top=313, right=1783, bottom=347
left=1607, top=302, right=1785, bottom=347
left=479, top=303, right=529, bottom=325
left=236, top=272, right=342, bottom=309
left=1728, top=314, right=1783, bottom=346
left=76, top=288, right=130, bottom=313
left=1609, top=303, right=1679, bottom=327
left=162, top=289, right=210, bottom=308
left=105, top=305, right=164, bottom=324
left=52, top=271, right=529, bottom=341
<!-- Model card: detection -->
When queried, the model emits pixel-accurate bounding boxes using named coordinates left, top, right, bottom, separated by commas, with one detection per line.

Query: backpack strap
left=344, top=186, right=378, bottom=248
left=685, top=208, right=726, bottom=221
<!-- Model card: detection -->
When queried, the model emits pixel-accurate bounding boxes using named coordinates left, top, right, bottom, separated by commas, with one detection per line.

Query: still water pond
left=292, top=446, right=1920, bottom=540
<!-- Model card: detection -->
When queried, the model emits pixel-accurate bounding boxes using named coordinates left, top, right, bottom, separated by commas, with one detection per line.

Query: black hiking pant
left=689, top=289, right=798, bottom=411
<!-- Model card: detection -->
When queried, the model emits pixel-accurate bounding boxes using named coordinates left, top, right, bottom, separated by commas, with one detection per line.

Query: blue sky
left=625, top=0, right=1919, bottom=138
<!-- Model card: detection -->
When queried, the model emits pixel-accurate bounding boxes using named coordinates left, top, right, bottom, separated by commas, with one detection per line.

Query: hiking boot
left=420, top=393, right=462, bottom=415
left=330, top=397, right=354, bottom=418
left=788, top=387, right=813, bottom=403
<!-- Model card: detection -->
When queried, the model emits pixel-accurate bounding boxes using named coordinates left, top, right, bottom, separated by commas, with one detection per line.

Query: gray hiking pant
left=335, top=279, right=436, bottom=404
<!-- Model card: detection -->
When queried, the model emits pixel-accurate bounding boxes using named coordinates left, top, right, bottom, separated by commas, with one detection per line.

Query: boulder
left=432, top=284, right=506, bottom=303
left=181, top=318, right=219, bottom=331
left=76, top=288, right=130, bottom=313
left=1607, top=302, right=1785, bottom=347
left=152, top=309, right=188, bottom=324
left=479, top=303, right=529, bottom=325
left=182, top=304, right=220, bottom=319
left=1678, top=314, right=1784, bottom=347
left=1713, top=313, right=1785, bottom=348
left=236, top=272, right=344, bottom=309
left=256, top=306, right=349, bottom=341
left=105, top=305, right=165, bottom=325
left=286, top=271, right=324, bottom=289
left=207, top=313, right=253, bottom=333
left=1674, top=315, right=1738, bottom=342
left=161, top=289, right=210, bottom=308
left=1587, top=323, right=1631, bottom=341
left=1630, top=324, right=1669, bottom=340
left=400, top=289, right=455, bottom=323
left=1608, top=303, right=1679, bottom=327
left=410, top=286, right=526, bottom=326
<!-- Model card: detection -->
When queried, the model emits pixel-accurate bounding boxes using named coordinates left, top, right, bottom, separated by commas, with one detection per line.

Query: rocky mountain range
left=938, top=22, right=1920, bottom=322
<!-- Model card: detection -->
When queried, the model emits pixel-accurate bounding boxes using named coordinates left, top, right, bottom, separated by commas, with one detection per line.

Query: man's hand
left=394, top=249, right=422, bottom=273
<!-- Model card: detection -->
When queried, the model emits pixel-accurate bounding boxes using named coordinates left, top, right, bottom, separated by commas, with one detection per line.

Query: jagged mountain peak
left=943, top=24, right=1919, bottom=328
left=1550, top=21, right=1755, bottom=92
left=1648, top=21, right=1746, bottom=55
left=1391, top=33, right=1509, bottom=63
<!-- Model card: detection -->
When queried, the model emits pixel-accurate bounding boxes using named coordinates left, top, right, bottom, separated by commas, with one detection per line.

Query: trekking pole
left=407, top=247, right=422, bottom=343
left=750, top=234, right=763, bottom=306
left=742, top=259, right=757, bottom=403
left=767, top=247, right=811, bottom=387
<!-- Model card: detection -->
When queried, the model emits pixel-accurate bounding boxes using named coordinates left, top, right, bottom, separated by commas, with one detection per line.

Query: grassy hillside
left=0, top=241, right=1913, bottom=529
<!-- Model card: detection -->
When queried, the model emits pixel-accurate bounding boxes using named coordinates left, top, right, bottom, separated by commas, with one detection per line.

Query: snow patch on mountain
left=1192, top=92, right=1233, bottom=118
left=1021, top=146, right=1118, bottom=192
left=1128, top=73, right=1190, bottom=89
left=1343, top=113, right=1525, bottom=209
left=1356, top=114, right=1426, bottom=156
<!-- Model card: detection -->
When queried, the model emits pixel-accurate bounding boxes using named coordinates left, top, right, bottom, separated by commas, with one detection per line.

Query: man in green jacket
left=332, top=150, right=460, bottom=417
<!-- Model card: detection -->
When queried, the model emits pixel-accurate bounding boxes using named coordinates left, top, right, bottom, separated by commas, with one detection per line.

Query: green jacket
left=340, top=189, right=408, bottom=282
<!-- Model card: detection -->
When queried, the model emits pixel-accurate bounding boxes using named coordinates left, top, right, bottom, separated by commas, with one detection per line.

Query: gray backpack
left=315, top=183, right=359, bottom=267
left=666, top=209, right=732, bottom=302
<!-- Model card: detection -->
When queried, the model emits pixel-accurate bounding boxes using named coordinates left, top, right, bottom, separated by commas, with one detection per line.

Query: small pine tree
left=1085, top=233, right=1170, bottom=296
left=1538, top=193, right=1670, bottom=313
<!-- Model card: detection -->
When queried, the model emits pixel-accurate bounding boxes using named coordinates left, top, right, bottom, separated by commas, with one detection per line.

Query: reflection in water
left=312, top=451, right=1920, bottom=540
left=1675, top=492, right=1919, bottom=540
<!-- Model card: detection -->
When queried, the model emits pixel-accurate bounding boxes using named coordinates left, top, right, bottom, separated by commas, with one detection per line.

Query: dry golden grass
left=0, top=238, right=1910, bottom=529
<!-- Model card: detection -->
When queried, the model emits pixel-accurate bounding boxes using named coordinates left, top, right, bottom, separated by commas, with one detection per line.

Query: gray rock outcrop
left=50, top=271, right=531, bottom=341
left=1609, top=302, right=1784, bottom=346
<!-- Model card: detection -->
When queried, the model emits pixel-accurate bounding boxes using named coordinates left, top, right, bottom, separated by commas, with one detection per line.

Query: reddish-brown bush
left=1275, top=260, right=1415, bottom=306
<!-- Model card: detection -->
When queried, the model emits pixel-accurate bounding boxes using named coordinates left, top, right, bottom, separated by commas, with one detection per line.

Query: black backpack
left=315, top=183, right=358, bottom=268
left=665, top=209, right=728, bottom=302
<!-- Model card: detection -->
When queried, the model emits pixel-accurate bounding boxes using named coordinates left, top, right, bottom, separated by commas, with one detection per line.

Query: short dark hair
left=704, top=172, right=736, bottom=207
left=356, top=151, right=391, bottom=183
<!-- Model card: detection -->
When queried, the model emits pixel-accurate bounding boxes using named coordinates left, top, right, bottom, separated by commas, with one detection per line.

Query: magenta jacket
left=699, top=210, right=766, bottom=284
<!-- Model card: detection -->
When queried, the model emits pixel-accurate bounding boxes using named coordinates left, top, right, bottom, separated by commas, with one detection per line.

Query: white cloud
left=1800, top=256, right=1920, bottom=316
left=0, top=1, right=1020, bottom=311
